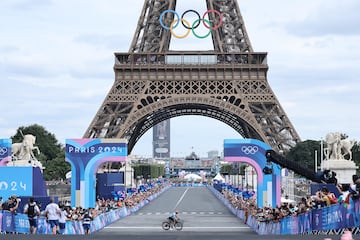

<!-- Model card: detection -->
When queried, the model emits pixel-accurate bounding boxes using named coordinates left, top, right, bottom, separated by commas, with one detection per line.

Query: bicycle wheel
left=162, top=221, right=170, bottom=230
left=174, top=221, right=183, bottom=230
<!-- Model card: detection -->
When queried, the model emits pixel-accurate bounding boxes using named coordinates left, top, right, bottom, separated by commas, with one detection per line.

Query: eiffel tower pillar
left=84, top=0, right=300, bottom=155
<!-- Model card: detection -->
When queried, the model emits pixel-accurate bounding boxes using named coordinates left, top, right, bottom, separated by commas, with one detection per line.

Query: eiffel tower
left=84, top=0, right=300, bottom=154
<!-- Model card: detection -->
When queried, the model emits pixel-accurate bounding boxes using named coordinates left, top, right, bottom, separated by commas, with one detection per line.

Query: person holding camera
left=2, top=195, right=20, bottom=214
left=23, top=197, right=40, bottom=234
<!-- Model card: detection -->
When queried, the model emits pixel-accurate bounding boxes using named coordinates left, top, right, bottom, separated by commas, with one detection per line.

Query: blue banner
left=2, top=210, right=15, bottom=232
left=0, top=212, right=2, bottom=232
left=0, top=166, right=33, bottom=200
left=14, top=214, right=30, bottom=233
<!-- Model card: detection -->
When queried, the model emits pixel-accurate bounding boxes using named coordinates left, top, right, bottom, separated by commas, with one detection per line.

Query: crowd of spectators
left=220, top=175, right=360, bottom=224
left=57, top=180, right=169, bottom=221
left=0, top=179, right=170, bottom=234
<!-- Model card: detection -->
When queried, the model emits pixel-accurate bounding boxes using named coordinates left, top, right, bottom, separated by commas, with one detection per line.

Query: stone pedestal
left=321, top=159, right=358, bottom=184
left=7, top=159, right=44, bottom=170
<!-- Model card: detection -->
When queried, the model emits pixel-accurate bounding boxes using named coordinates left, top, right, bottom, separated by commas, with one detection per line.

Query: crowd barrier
left=207, top=185, right=360, bottom=235
left=0, top=184, right=171, bottom=235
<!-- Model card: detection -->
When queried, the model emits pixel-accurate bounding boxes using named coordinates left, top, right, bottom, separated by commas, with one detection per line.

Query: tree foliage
left=286, top=140, right=360, bottom=176
left=133, top=164, right=164, bottom=179
left=352, top=142, right=360, bottom=175
left=42, top=151, right=70, bottom=180
left=285, top=140, right=321, bottom=172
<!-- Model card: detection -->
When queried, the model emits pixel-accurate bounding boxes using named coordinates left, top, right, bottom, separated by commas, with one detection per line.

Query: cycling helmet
left=175, top=210, right=179, bottom=214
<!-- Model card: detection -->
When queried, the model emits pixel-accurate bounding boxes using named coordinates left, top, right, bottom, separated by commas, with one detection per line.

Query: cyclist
left=168, top=210, right=179, bottom=228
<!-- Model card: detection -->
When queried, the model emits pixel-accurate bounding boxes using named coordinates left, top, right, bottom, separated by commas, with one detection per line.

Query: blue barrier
left=207, top=185, right=360, bottom=235
left=0, top=186, right=170, bottom=235
left=0, top=184, right=171, bottom=234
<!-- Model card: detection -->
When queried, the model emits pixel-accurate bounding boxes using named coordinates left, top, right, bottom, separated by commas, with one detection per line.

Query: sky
left=0, top=0, right=359, bottom=158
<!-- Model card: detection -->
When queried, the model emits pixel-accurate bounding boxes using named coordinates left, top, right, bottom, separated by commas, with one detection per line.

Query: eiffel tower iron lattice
left=84, top=0, right=301, bottom=154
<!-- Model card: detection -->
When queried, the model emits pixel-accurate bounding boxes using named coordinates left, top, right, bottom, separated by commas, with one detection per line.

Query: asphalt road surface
left=1, top=187, right=351, bottom=240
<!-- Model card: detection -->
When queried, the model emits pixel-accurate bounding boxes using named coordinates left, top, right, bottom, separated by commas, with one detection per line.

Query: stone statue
left=10, top=134, right=43, bottom=169
left=324, top=132, right=341, bottom=160
left=12, top=134, right=40, bottom=160
left=339, top=139, right=356, bottom=160
left=324, top=132, right=355, bottom=161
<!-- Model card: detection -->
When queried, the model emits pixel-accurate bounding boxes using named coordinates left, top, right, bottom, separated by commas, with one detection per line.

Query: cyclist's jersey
left=169, top=212, right=176, bottom=218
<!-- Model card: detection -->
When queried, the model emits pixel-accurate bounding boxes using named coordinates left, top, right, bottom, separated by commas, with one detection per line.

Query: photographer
left=23, top=197, right=40, bottom=234
left=2, top=195, right=20, bottom=214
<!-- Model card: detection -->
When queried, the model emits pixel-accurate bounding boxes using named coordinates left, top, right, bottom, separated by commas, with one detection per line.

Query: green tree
left=352, top=142, right=360, bottom=175
left=133, top=164, right=164, bottom=179
left=285, top=140, right=321, bottom=172
left=42, top=151, right=71, bottom=180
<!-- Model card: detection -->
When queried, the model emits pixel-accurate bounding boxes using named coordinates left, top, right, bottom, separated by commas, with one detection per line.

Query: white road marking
left=105, top=226, right=250, bottom=229
left=173, top=187, right=189, bottom=210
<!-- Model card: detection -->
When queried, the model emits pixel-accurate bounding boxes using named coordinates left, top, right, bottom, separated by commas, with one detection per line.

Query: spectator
left=337, top=184, right=351, bottom=205
left=81, top=209, right=93, bottom=234
left=58, top=204, right=68, bottom=234
left=23, top=197, right=41, bottom=234
left=321, top=187, right=338, bottom=205
left=3, top=195, right=20, bottom=214
left=44, top=198, right=61, bottom=234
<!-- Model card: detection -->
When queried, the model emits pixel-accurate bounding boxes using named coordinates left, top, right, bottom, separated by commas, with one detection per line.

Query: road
left=3, top=187, right=347, bottom=240
left=93, top=187, right=342, bottom=240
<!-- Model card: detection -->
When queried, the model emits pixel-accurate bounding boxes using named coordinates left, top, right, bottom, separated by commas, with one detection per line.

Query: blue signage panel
left=0, top=167, right=33, bottom=199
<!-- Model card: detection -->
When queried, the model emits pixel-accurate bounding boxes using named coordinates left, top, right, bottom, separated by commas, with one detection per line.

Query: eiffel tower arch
left=84, top=0, right=301, bottom=154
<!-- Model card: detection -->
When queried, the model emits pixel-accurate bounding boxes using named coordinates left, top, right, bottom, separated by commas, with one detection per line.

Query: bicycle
left=161, top=218, right=183, bottom=231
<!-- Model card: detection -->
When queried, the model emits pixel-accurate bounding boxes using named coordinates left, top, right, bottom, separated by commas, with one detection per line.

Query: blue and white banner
left=0, top=167, right=33, bottom=200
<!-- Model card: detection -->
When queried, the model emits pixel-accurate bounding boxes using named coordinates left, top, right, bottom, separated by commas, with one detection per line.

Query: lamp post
left=251, top=168, right=254, bottom=191
left=320, top=138, right=324, bottom=171
left=130, top=163, right=133, bottom=187
left=124, top=161, right=127, bottom=188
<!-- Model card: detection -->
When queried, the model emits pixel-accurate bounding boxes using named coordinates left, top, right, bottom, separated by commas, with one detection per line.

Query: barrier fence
left=208, top=185, right=360, bottom=235
left=3, top=184, right=359, bottom=235
left=0, top=185, right=170, bottom=235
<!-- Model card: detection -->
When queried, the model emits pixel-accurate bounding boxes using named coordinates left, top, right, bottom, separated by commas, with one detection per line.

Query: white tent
left=281, top=197, right=296, bottom=204
left=184, top=173, right=202, bottom=181
left=213, top=173, right=225, bottom=182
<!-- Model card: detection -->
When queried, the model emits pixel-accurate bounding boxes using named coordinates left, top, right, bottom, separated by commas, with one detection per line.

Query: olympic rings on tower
left=159, top=9, right=223, bottom=39
left=241, top=146, right=259, bottom=155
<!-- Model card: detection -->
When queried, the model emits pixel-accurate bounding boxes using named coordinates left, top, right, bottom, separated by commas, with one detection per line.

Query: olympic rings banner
left=159, top=9, right=223, bottom=39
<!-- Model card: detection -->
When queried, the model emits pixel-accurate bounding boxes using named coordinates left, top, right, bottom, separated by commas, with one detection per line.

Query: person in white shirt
left=44, top=198, right=61, bottom=234
left=58, top=205, right=68, bottom=234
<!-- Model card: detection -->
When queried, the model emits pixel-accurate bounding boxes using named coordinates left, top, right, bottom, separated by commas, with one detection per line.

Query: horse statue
left=339, top=139, right=356, bottom=160
left=12, top=134, right=40, bottom=160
